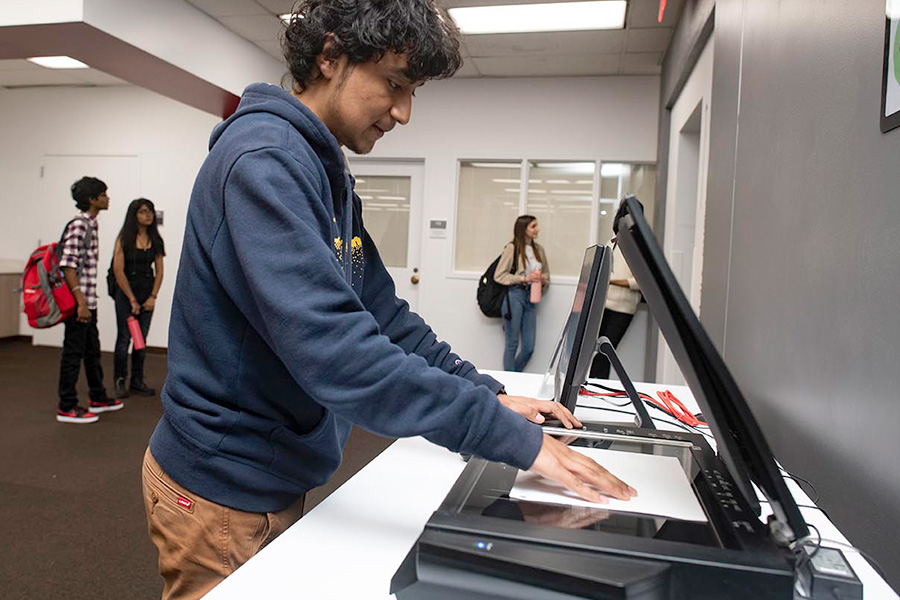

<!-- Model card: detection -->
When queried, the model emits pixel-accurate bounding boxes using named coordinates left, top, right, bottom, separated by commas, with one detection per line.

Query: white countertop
left=202, top=371, right=898, bottom=600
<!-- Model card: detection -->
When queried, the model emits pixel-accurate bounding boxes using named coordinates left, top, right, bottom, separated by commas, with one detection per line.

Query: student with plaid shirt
left=56, top=176, right=125, bottom=423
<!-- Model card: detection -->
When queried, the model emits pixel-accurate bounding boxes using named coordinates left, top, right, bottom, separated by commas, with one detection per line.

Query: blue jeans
left=503, top=286, right=536, bottom=372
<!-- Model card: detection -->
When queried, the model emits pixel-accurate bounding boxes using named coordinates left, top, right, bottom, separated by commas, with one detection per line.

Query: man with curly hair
left=142, top=1, right=635, bottom=597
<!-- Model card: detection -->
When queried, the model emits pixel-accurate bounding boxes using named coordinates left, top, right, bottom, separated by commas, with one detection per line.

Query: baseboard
left=145, top=345, right=167, bottom=355
left=0, top=335, right=32, bottom=343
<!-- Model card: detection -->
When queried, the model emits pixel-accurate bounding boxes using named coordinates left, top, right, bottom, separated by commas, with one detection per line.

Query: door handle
left=411, top=267, right=419, bottom=285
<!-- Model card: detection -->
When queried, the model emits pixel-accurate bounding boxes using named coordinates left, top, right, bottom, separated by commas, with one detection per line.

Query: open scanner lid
left=613, top=195, right=808, bottom=545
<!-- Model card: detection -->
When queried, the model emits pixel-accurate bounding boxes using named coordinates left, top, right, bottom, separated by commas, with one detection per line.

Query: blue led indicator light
left=476, top=542, right=486, bottom=549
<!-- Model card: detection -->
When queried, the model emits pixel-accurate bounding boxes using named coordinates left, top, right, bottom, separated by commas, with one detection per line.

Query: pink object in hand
left=530, top=270, right=542, bottom=303
left=127, top=315, right=145, bottom=350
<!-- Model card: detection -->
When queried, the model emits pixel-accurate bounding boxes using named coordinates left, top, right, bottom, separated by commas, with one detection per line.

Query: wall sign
left=882, top=0, right=900, bottom=132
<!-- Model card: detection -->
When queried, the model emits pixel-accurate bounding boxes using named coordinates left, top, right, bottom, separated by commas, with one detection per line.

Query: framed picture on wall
left=882, top=1, right=900, bottom=132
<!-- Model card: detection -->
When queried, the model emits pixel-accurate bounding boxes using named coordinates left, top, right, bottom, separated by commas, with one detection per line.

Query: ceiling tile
left=218, top=14, right=285, bottom=42
left=619, top=51, right=662, bottom=75
left=0, top=69, right=81, bottom=87
left=185, top=0, right=272, bottom=17
left=626, top=27, right=672, bottom=53
left=255, top=0, right=298, bottom=14
left=255, top=39, right=284, bottom=60
left=474, top=53, right=620, bottom=77
left=453, top=58, right=482, bottom=78
left=628, top=0, right=684, bottom=28
left=0, top=59, right=43, bottom=71
left=464, top=30, right=625, bottom=58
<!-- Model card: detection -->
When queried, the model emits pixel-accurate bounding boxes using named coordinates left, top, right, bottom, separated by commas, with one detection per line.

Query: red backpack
left=22, top=217, right=94, bottom=329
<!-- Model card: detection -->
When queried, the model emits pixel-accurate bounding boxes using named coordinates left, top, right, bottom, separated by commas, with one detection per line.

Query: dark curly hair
left=282, top=0, right=462, bottom=91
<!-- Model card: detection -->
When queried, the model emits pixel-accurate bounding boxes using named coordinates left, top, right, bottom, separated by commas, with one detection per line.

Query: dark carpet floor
left=0, top=337, right=394, bottom=600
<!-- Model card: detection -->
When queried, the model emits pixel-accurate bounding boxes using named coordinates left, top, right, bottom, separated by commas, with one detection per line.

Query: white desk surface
left=203, top=371, right=898, bottom=600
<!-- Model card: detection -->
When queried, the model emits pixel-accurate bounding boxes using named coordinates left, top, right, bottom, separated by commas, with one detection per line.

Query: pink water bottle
left=127, top=315, right=145, bottom=350
left=530, top=269, right=542, bottom=304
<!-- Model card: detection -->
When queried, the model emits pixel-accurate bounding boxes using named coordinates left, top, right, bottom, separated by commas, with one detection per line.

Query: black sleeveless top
left=123, top=246, right=156, bottom=281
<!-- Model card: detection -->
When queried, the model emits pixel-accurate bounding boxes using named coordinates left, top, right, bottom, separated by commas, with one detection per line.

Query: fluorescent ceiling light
left=449, top=1, right=626, bottom=35
left=27, top=56, right=88, bottom=69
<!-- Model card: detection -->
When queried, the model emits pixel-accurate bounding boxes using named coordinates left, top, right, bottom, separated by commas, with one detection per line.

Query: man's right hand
left=529, top=434, right=637, bottom=504
left=76, top=302, right=91, bottom=323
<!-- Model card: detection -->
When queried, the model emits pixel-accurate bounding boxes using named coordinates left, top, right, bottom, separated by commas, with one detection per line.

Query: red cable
left=579, top=386, right=707, bottom=427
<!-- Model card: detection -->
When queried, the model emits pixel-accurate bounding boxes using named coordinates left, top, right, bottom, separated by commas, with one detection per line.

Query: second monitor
left=540, top=244, right=611, bottom=413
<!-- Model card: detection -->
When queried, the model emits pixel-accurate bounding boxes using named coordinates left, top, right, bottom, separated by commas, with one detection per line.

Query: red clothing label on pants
left=177, top=496, right=193, bottom=510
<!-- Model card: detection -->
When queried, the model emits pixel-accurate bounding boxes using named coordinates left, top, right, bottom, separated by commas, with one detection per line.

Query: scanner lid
left=613, top=195, right=808, bottom=545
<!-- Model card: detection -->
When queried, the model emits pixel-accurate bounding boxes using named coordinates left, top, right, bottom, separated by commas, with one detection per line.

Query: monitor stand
left=595, top=336, right=656, bottom=430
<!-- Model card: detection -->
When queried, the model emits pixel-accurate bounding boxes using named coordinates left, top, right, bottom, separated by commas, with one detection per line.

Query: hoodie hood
left=211, top=83, right=345, bottom=182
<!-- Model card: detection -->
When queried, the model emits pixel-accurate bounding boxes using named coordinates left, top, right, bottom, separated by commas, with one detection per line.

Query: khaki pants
left=142, top=448, right=305, bottom=600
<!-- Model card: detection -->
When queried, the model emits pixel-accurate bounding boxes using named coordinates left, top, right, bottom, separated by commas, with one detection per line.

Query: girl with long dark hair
left=112, top=198, right=165, bottom=398
left=493, top=215, right=550, bottom=371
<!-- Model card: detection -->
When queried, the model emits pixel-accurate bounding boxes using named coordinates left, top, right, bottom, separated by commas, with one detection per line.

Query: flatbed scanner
left=391, top=197, right=816, bottom=600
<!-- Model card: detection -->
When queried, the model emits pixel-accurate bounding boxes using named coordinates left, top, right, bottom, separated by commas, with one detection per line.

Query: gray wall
left=674, top=0, right=900, bottom=588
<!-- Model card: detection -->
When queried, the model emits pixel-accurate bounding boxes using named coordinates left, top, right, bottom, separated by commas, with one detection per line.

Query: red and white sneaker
left=57, top=406, right=100, bottom=424
left=88, top=398, right=125, bottom=413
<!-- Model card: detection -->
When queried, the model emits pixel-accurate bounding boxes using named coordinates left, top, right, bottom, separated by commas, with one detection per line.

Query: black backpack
left=476, top=253, right=515, bottom=319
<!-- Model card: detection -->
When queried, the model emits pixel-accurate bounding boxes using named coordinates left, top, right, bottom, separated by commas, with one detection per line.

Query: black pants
left=589, top=310, right=635, bottom=379
left=58, top=309, right=107, bottom=411
left=114, top=287, right=154, bottom=382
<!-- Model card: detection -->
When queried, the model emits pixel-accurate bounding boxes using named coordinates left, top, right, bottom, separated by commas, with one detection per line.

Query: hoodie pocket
left=268, top=411, right=341, bottom=483
left=216, top=412, right=277, bottom=468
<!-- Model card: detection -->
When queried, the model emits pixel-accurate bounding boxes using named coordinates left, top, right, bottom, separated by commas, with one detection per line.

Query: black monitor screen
left=540, top=245, right=610, bottom=412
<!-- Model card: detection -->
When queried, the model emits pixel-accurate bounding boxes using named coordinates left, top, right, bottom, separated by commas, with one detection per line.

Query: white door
left=659, top=36, right=714, bottom=385
left=32, top=154, right=142, bottom=352
left=347, top=159, right=424, bottom=312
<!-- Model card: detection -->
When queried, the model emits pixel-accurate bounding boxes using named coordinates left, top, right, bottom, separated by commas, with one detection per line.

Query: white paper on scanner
left=509, top=446, right=708, bottom=523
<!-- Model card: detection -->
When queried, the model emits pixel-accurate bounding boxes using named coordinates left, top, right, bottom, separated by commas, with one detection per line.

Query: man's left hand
left=498, top=394, right=582, bottom=429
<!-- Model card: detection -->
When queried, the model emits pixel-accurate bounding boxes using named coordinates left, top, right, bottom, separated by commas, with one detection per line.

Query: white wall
left=366, top=76, right=660, bottom=373
left=0, top=85, right=220, bottom=349
left=0, top=75, right=659, bottom=376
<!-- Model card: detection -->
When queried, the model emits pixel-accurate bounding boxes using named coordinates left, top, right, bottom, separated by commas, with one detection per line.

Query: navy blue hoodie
left=149, top=84, right=543, bottom=512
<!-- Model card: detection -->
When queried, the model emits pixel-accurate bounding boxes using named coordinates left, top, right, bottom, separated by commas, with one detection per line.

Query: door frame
left=658, top=36, right=715, bottom=385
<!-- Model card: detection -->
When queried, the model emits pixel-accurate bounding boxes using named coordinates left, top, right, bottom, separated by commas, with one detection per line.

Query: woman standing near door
left=112, top=198, right=165, bottom=398
left=494, top=215, right=550, bottom=372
